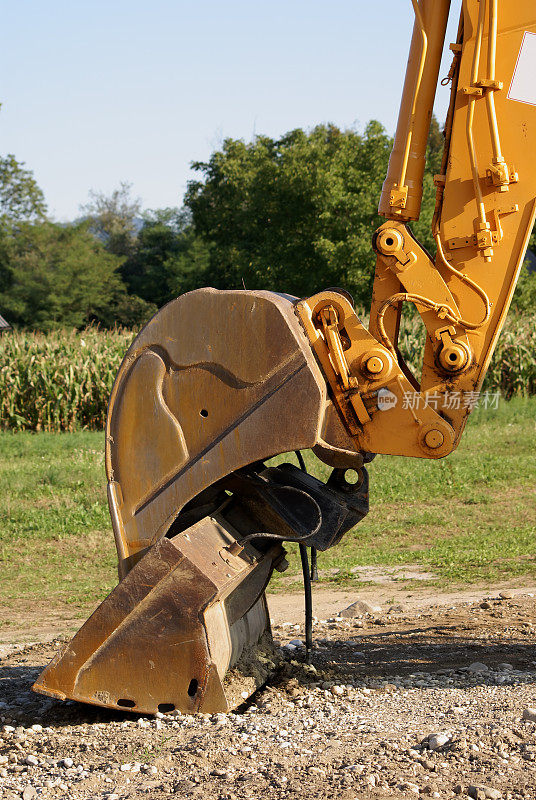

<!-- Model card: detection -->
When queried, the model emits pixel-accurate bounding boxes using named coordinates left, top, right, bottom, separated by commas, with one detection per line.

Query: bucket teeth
left=33, top=521, right=275, bottom=715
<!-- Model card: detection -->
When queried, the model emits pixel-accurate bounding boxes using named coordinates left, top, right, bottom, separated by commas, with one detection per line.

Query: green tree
left=511, top=262, right=536, bottom=313
left=0, top=154, right=47, bottom=226
left=80, top=182, right=141, bottom=257
left=122, top=208, right=211, bottom=308
left=185, top=122, right=393, bottom=305
left=0, top=221, right=153, bottom=330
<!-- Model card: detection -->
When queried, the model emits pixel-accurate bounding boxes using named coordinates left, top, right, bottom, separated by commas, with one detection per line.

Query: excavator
left=34, top=0, right=536, bottom=715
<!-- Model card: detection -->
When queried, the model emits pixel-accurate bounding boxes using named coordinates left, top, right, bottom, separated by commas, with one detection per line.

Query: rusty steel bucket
left=33, top=289, right=363, bottom=714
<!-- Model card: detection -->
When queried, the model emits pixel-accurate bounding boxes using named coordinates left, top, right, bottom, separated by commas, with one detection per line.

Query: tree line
left=1, top=117, right=534, bottom=331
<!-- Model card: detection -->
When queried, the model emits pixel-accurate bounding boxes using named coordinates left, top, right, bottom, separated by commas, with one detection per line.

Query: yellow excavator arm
left=34, top=0, right=536, bottom=715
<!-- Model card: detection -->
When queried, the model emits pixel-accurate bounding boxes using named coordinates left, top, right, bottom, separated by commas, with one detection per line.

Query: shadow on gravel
left=0, top=664, right=143, bottom=728
left=1, top=629, right=535, bottom=728
left=307, top=627, right=536, bottom=686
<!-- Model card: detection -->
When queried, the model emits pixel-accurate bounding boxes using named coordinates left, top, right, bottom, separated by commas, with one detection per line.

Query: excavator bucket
left=33, top=289, right=368, bottom=714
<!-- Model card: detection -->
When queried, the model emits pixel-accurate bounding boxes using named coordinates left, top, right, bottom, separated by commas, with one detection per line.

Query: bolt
left=424, top=429, right=444, bottom=449
left=365, top=356, right=384, bottom=375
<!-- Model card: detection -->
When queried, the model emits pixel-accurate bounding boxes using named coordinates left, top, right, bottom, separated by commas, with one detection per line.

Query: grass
left=0, top=431, right=117, bottom=608
left=0, top=398, right=535, bottom=613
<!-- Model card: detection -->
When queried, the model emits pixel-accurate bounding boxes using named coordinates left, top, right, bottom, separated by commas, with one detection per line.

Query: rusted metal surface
left=103, top=288, right=360, bottom=576
left=34, top=521, right=275, bottom=714
left=34, top=288, right=363, bottom=714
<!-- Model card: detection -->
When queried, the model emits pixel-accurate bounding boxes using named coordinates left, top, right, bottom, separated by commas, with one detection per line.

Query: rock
left=421, top=759, right=436, bottom=771
left=22, top=788, right=37, bottom=800
left=60, top=757, right=73, bottom=768
left=522, top=708, right=536, bottom=722
left=330, top=685, right=345, bottom=696
left=468, top=785, right=502, bottom=800
left=340, top=600, right=375, bottom=617
left=480, top=601, right=492, bottom=609
left=288, top=639, right=303, bottom=647
left=468, top=662, right=489, bottom=672
left=174, top=779, right=196, bottom=792
left=497, top=663, right=513, bottom=671
left=398, top=782, right=420, bottom=794
left=29, top=724, right=42, bottom=732
left=499, top=590, right=513, bottom=599
left=425, top=733, right=451, bottom=750
left=24, top=755, right=38, bottom=766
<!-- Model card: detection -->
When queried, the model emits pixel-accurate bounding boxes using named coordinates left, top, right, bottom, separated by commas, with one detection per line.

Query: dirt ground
left=1, top=585, right=536, bottom=800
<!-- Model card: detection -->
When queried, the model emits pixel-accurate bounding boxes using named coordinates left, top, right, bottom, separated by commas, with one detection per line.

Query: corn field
left=0, top=327, right=135, bottom=432
left=0, top=315, right=534, bottom=432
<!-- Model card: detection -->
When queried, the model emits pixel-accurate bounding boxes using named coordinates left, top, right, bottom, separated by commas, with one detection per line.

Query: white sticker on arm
left=508, top=31, right=536, bottom=107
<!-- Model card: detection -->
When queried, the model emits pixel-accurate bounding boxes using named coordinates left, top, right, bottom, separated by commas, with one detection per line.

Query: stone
left=288, top=639, right=303, bottom=647
left=468, top=785, right=502, bottom=800
left=426, top=733, right=450, bottom=750
left=468, top=662, right=489, bottom=672
left=398, top=782, right=420, bottom=794
left=339, top=600, right=375, bottom=617
left=174, top=779, right=196, bottom=792
left=24, top=755, right=38, bottom=766
left=522, top=708, right=536, bottom=722
left=499, top=590, right=513, bottom=600
left=60, top=757, right=73, bottom=768
left=22, top=788, right=37, bottom=800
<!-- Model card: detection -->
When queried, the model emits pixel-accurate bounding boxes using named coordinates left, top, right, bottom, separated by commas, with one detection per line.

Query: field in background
left=1, top=398, right=534, bottom=621
left=1, top=313, right=535, bottom=431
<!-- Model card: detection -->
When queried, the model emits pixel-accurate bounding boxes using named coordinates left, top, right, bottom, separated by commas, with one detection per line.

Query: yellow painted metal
left=379, top=0, right=451, bottom=221
left=311, top=0, right=536, bottom=458
left=295, top=291, right=456, bottom=460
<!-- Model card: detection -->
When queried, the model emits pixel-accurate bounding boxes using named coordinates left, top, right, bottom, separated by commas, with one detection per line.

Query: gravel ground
left=1, top=592, right=536, bottom=800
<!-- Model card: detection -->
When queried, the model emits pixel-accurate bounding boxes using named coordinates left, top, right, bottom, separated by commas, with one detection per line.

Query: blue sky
left=1, top=1, right=460, bottom=220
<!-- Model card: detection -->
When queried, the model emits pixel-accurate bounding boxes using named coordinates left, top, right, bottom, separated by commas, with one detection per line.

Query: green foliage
left=121, top=208, right=211, bottom=307
left=185, top=122, right=393, bottom=305
left=511, top=263, right=536, bottom=314
left=1, top=116, right=535, bottom=335
left=0, top=221, right=142, bottom=330
left=0, top=154, right=47, bottom=226
left=79, top=181, right=141, bottom=257
left=0, top=327, right=134, bottom=431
